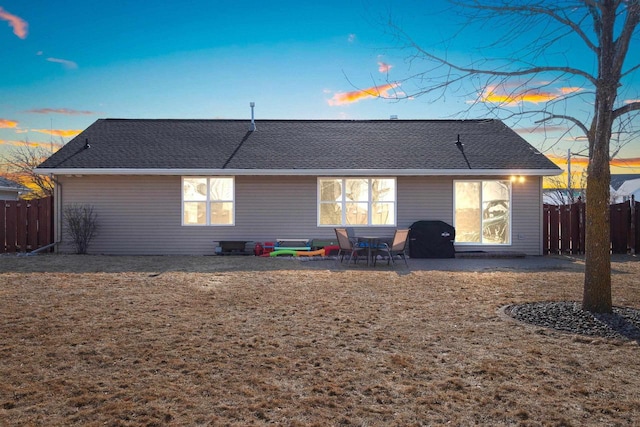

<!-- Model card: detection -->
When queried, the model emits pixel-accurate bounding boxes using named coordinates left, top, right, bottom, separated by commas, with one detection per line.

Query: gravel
left=503, top=301, right=640, bottom=342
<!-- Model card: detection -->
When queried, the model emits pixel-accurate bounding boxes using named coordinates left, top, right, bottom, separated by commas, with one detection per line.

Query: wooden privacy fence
left=1, top=197, right=54, bottom=254
left=543, top=199, right=640, bottom=255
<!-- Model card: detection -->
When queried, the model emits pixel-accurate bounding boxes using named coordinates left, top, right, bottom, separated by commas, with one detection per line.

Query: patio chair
left=335, top=228, right=366, bottom=265
left=374, top=228, right=410, bottom=267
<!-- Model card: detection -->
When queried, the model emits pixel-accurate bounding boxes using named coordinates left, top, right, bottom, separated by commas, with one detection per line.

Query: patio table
left=357, top=235, right=392, bottom=266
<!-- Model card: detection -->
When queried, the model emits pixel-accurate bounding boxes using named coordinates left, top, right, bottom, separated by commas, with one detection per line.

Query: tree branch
left=390, top=22, right=597, bottom=85
left=450, top=0, right=599, bottom=52
left=621, top=62, right=640, bottom=78
left=613, top=100, right=640, bottom=119
left=535, top=112, right=591, bottom=136
left=613, top=1, right=640, bottom=75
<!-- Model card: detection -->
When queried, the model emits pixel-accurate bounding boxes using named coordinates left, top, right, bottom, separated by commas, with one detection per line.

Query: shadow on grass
left=0, top=253, right=635, bottom=275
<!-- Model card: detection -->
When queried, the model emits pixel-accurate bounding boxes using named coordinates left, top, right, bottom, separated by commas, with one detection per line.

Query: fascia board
left=35, top=167, right=563, bottom=177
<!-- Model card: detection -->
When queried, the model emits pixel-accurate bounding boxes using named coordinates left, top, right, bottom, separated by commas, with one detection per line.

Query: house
left=35, top=118, right=561, bottom=255
left=0, top=177, right=28, bottom=200
left=610, top=174, right=640, bottom=191
left=543, top=173, right=640, bottom=205
left=614, top=177, right=640, bottom=203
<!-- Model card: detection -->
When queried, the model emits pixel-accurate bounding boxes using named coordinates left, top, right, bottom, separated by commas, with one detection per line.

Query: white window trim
left=453, top=179, right=512, bottom=245
left=182, top=176, right=235, bottom=226
left=317, top=177, right=397, bottom=227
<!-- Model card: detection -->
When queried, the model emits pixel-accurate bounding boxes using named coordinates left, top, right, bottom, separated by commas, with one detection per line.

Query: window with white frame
left=318, top=178, right=396, bottom=226
left=182, top=177, right=234, bottom=226
left=454, top=180, right=511, bottom=244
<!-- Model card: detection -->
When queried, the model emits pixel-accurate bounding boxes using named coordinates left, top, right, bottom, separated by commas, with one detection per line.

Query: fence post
left=630, top=195, right=636, bottom=255
left=4, top=201, right=17, bottom=252
left=549, top=205, right=561, bottom=254
left=543, top=204, right=550, bottom=254
left=578, top=198, right=586, bottom=254
left=16, top=201, right=28, bottom=252
left=569, top=201, right=580, bottom=254
left=28, top=199, right=39, bottom=250
left=0, top=201, right=5, bottom=254
left=610, top=201, right=630, bottom=254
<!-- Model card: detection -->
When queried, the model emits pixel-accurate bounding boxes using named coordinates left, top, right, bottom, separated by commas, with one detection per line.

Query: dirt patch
left=1, top=255, right=639, bottom=426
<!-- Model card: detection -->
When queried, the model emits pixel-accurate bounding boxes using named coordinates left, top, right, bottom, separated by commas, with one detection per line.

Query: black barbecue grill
left=408, top=220, right=456, bottom=258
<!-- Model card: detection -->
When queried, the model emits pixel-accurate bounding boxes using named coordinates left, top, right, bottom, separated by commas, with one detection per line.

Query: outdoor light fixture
left=510, top=176, right=526, bottom=183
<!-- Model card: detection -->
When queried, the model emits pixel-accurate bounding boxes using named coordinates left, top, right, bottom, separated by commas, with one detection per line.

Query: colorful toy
left=269, top=249, right=299, bottom=257
left=296, top=249, right=325, bottom=256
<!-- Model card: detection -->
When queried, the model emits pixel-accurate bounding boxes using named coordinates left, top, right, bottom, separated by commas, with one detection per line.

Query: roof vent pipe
left=249, top=102, right=256, bottom=131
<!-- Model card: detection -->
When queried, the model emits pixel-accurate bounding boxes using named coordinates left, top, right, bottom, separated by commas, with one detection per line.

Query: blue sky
left=1, top=1, right=639, bottom=173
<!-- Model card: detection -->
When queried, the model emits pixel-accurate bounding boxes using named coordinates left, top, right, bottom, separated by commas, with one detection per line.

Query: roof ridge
left=100, top=118, right=499, bottom=123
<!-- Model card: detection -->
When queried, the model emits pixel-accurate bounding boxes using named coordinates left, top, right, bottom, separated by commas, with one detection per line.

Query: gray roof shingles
left=37, top=118, right=560, bottom=172
left=0, top=177, right=28, bottom=190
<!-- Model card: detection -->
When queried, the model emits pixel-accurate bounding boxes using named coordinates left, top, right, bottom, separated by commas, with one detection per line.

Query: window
left=318, top=178, right=396, bottom=226
left=454, top=180, right=511, bottom=244
left=182, top=177, right=234, bottom=226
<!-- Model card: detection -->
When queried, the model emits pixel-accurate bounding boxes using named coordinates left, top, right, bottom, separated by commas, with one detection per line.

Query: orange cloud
left=0, top=7, right=28, bottom=39
left=328, top=83, right=400, bottom=106
left=378, top=62, right=393, bottom=73
left=0, top=119, right=18, bottom=128
left=559, top=87, right=583, bottom=95
left=480, top=85, right=583, bottom=106
left=26, top=108, right=95, bottom=115
left=547, top=154, right=640, bottom=169
left=611, top=157, right=640, bottom=168
left=33, top=129, right=82, bottom=138
left=547, top=154, right=589, bottom=168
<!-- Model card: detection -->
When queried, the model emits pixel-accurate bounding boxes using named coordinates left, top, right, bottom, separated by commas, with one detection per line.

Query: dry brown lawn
left=1, top=254, right=639, bottom=426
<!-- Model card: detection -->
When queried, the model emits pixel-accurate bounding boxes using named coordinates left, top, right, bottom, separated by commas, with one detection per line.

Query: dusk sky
left=1, top=1, right=639, bottom=174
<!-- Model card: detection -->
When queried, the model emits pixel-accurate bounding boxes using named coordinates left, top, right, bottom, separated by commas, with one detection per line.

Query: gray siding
left=56, top=174, right=544, bottom=255
left=399, top=175, right=543, bottom=255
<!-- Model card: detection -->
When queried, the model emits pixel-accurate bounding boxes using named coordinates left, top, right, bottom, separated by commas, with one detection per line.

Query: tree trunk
left=583, top=164, right=612, bottom=313
left=582, top=0, right=618, bottom=314
left=583, top=85, right=614, bottom=314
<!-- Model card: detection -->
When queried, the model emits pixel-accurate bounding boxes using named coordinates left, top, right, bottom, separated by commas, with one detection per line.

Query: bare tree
left=0, top=141, right=56, bottom=199
left=544, top=172, right=588, bottom=206
left=383, top=0, right=639, bottom=313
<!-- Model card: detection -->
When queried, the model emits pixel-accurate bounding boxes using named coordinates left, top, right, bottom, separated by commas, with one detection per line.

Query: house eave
left=35, top=167, right=563, bottom=177
left=0, top=186, right=26, bottom=192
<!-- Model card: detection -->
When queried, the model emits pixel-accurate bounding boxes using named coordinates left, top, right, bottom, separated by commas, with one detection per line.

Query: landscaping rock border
left=502, top=301, right=640, bottom=342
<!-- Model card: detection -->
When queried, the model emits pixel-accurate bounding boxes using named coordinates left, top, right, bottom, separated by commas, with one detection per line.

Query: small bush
left=64, top=204, right=98, bottom=254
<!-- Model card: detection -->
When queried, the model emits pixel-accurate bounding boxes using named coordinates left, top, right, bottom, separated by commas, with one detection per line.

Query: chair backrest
left=346, top=227, right=356, bottom=239
left=391, top=229, right=410, bottom=251
left=345, top=227, right=360, bottom=245
left=335, top=228, right=353, bottom=250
